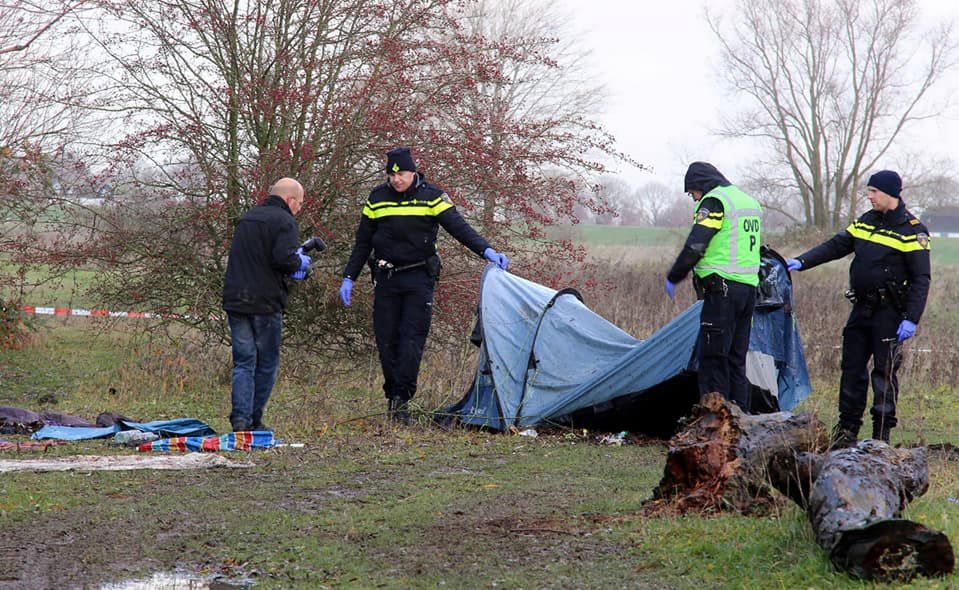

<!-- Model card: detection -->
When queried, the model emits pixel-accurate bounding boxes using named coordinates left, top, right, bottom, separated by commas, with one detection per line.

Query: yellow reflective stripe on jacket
left=696, top=211, right=724, bottom=230
left=847, top=222, right=929, bottom=252
left=362, top=195, right=453, bottom=219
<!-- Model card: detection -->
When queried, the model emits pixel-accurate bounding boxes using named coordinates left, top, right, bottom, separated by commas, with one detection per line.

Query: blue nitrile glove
left=786, top=258, right=802, bottom=272
left=295, top=248, right=312, bottom=272
left=665, top=278, right=676, bottom=300
left=483, top=247, right=509, bottom=270
left=289, top=269, right=308, bottom=281
left=897, top=319, right=916, bottom=342
left=339, top=278, right=353, bottom=306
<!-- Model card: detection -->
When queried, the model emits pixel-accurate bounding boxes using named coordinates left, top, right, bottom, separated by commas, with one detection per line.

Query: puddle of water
left=100, top=572, right=252, bottom=589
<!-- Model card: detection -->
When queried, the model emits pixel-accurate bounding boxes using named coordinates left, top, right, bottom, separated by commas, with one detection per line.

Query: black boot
left=251, top=420, right=273, bottom=433
left=872, top=421, right=892, bottom=444
left=830, top=422, right=859, bottom=450
left=230, top=419, right=251, bottom=432
left=388, top=397, right=413, bottom=426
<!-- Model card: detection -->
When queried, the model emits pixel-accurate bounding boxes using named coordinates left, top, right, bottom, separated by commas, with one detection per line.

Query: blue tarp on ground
left=31, top=418, right=216, bottom=441
left=442, top=249, right=811, bottom=433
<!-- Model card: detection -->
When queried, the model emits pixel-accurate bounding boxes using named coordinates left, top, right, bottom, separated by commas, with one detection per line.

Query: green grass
left=929, top=234, right=959, bottom=266
left=572, top=225, right=685, bottom=248
left=3, top=320, right=959, bottom=588
left=1, top=260, right=100, bottom=307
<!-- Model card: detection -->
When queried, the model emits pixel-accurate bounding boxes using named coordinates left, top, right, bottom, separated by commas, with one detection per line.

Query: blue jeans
left=227, top=311, right=283, bottom=428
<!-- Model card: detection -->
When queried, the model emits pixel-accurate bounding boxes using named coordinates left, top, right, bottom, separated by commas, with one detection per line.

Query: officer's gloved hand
left=289, top=269, right=308, bottom=281
left=896, top=319, right=917, bottom=342
left=665, top=279, right=676, bottom=300
left=786, top=258, right=802, bottom=272
left=296, top=249, right=312, bottom=272
left=483, top=247, right=509, bottom=270
left=339, top=278, right=353, bottom=306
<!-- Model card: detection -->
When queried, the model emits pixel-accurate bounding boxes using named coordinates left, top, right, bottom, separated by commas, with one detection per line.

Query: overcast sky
left=560, top=0, right=959, bottom=191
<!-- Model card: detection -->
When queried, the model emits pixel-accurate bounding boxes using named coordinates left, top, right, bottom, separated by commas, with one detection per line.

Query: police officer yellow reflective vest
left=693, top=185, right=762, bottom=287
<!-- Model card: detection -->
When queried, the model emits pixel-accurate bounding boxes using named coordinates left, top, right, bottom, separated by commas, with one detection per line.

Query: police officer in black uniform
left=786, top=170, right=931, bottom=446
left=340, top=147, right=509, bottom=424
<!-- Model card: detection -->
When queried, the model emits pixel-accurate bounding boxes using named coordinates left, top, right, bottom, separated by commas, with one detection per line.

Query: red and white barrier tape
left=20, top=305, right=196, bottom=319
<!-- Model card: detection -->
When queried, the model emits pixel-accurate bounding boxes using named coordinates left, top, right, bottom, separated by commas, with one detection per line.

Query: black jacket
left=342, top=174, right=491, bottom=280
left=222, top=195, right=302, bottom=314
left=797, top=201, right=931, bottom=323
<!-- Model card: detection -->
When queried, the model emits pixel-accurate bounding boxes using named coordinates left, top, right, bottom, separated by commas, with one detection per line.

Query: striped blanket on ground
left=138, top=431, right=275, bottom=452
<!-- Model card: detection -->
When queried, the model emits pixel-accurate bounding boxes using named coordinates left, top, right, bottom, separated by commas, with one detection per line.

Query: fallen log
left=650, top=394, right=954, bottom=581
left=649, top=392, right=825, bottom=513
left=769, top=441, right=954, bottom=582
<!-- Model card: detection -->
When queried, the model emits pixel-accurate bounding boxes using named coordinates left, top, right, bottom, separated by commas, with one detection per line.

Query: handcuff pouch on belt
left=693, top=273, right=728, bottom=300
left=367, top=254, right=441, bottom=282
left=845, top=281, right=907, bottom=318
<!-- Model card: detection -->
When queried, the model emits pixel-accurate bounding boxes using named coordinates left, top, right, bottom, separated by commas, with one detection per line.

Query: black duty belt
left=375, top=259, right=426, bottom=279
left=845, top=286, right=905, bottom=314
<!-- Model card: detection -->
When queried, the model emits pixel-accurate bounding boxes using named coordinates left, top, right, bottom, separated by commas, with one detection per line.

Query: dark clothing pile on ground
left=0, top=405, right=132, bottom=435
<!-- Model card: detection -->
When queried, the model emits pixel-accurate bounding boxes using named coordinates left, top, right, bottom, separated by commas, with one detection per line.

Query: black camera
left=295, top=236, right=326, bottom=279
left=300, top=236, right=326, bottom=253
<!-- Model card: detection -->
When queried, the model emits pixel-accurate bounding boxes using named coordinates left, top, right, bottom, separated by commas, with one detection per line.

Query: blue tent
left=441, top=248, right=811, bottom=436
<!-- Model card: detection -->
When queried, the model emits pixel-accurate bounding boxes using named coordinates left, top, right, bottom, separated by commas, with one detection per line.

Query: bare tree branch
left=709, top=0, right=956, bottom=228
left=0, top=0, right=86, bottom=55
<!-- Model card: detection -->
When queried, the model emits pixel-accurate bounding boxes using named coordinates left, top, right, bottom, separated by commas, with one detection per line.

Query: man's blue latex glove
left=786, top=258, right=802, bottom=272
left=339, top=278, right=353, bottom=306
left=897, top=319, right=916, bottom=342
left=295, top=249, right=312, bottom=272
left=665, top=278, right=676, bottom=300
left=289, top=269, right=308, bottom=281
left=483, top=247, right=509, bottom=270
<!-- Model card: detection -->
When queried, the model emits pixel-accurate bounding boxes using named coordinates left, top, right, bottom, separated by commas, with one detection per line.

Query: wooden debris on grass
left=647, top=393, right=954, bottom=581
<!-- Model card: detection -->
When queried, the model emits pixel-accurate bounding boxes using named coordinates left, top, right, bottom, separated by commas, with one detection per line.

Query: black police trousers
left=373, top=269, right=434, bottom=402
left=697, top=278, right=756, bottom=411
left=838, top=302, right=902, bottom=434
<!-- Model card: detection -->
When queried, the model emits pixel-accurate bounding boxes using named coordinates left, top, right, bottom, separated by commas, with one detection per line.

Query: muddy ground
left=0, top=426, right=672, bottom=589
left=3, top=423, right=958, bottom=590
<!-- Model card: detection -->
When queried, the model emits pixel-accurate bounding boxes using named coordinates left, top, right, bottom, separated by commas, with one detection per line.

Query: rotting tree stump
left=769, top=441, right=954, bottom=582
left=649, top=392, right=825, bottom=513
left=647, top=393, right=954, bottom=581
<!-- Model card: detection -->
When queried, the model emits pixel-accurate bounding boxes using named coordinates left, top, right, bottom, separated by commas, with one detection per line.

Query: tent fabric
left=31, top=418, right=216, bottom=441
left=137, top=431, right=275, bottom=452
left=443, top=250, right=811, bottom=432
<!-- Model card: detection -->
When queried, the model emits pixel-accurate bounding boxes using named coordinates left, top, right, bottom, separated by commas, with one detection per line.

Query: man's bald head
left=270, top=177, right=304, bottom=214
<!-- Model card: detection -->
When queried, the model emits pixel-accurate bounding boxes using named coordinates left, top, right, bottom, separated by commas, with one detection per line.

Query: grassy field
left=573, top=225, right=685, bottom=248
left=3, top=266, right=99, bottom=308
left=2, top=317, right=959, bottom=589
left=3, top=226, right=959, bottom=588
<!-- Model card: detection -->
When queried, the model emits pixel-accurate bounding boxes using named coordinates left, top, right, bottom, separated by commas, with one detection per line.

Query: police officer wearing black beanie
left=786, top=170, right=931, bottom=446
left=340, top=147, right=509, bottom=425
